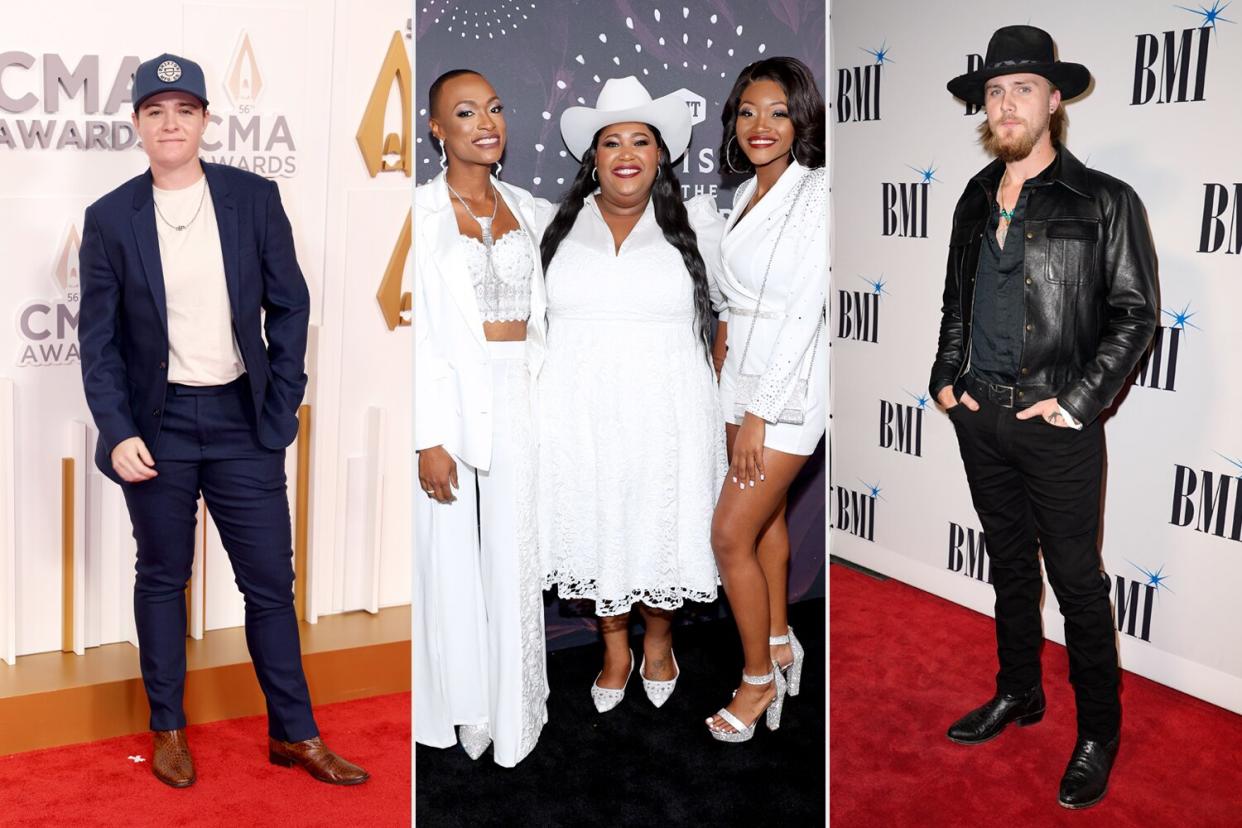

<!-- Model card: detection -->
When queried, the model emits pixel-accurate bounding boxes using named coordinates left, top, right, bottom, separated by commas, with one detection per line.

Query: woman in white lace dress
left=705, top=58, right=828, bottom=742
left=414, top=70, right=554, bottom=766
left=537, top=77, right=727, bottom=712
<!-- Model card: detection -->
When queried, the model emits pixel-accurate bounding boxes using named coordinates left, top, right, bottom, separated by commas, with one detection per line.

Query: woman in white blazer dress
left=414, top=70, right=555, bottom=767
left=705, top=59, right=829, bottom=742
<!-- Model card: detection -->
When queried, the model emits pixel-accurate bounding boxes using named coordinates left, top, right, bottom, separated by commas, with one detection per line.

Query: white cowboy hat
left=560, top=76, right=692, bottom=162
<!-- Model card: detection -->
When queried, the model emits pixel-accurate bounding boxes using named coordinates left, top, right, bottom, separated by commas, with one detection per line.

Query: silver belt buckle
left=991, top=383, right=1014, bottom=408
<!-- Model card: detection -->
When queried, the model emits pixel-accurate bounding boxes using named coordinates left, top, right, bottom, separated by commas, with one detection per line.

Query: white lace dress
left=537, top=194, right=727, bottom=616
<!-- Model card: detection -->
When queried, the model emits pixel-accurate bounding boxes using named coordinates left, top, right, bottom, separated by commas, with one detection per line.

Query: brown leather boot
left=151, top=729, right=196, bottom=788
left=268, top=736, right=370, bottom=785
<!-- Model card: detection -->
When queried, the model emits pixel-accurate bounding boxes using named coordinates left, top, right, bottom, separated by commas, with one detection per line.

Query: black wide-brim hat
left=947, top=25, right=1090, bottom=105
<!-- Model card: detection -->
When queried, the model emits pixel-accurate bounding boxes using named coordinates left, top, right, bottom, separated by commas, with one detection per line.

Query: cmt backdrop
left=415, top=0, right=827, bottom=648
left=0, top=0, right=413, bottom=665
left=831, top=0, right=1242, bottom=714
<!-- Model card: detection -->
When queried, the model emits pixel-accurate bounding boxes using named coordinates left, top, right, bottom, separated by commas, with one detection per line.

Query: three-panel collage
left=1, top=0, right=1239, bottom=825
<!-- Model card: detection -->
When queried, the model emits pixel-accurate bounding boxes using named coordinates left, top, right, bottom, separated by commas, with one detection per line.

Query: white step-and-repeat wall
left=0, top=0, right=412, bottom=664
left=831, top=0, right=1241, bottom=713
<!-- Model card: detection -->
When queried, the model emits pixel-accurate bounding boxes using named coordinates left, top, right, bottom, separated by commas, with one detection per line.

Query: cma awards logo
left=882, top=162, right=937, bottom=239
left=201, top=32, right=298, bottom=178
left=1130, top=3, right=1233, bottom=106
left=356, top=25, right=413, bottom=331
left=1133, top=301, right=1200, bottom=392
left=15, top=226, right=81, bottom=368
left=1113, top=560, right=1171, bottom=643
left=1170, top=451, right=1242, bottom=543
left=0, top=53, right=142, bottom=150
left=946, top=521, right=991, bottom=583
left=837, top=274, right=886, bottom=344
left=879, top=387, right=926, bottom=457
left=831, top=479, right=881, bottom=542
left=836, top=41, right=889, bottom=123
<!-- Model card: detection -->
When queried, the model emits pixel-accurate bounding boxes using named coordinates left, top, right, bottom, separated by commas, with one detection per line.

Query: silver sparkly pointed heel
left=640, top=649, right=680, bottom=708
left=591, top=650, right=635, bottom=713
left=770, top=626, right=806, bottom=697
left=706, top=660, right=788, bottom=743
left=458, top=723, right=491, bottom=760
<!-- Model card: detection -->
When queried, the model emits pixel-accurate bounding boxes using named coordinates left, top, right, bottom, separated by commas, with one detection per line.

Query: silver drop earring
left=592, top=167, right=598, bottom=182
left=493, top=161, right=503, bottom=178
left=438, top=141, right=447, bottom=170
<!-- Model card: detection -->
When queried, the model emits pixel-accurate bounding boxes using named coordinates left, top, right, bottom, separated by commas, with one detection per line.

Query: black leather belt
left=963, top=374, right=1016, bottom=408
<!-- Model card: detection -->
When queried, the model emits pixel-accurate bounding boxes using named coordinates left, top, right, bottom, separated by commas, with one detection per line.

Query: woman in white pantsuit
left=705, top=58, right=829, bottom=742
left=414, top=70, right=554, bottom=767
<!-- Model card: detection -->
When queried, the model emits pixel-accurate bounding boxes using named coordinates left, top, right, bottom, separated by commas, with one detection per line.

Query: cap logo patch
left=156, top=60, right=182, bottom=83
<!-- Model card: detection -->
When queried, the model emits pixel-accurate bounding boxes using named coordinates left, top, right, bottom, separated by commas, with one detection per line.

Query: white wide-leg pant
left=414, top=340, right=548, bottom=767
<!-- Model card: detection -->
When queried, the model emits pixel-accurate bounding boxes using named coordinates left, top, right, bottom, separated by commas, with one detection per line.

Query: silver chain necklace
left=154, top=179, right=208, bottom=232
left=446, top=180, right=501, bottom=310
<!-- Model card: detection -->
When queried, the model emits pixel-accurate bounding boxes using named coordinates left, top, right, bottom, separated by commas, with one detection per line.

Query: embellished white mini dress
left=718, top=161, right=829, bottom=455
left=537, top=194, right=727, bottom=616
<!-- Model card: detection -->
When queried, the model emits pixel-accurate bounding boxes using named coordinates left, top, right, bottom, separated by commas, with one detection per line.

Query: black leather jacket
left=928, top=148, right=1158, bottom=425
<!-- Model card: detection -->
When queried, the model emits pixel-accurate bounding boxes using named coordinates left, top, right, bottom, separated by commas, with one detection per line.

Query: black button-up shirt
left=968, top=190, right=1029, bottom=385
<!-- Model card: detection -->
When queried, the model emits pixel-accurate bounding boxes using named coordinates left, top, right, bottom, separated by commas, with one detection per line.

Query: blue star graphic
left=861, top=41, right=894, bottom=65
left=1128, top=560, right=1174, bottom=594
left=904, top=389, right=930, bottom=410
left=858, top=274, right=889, bottom=295
left=906, top=163, right=940, bottom=184
left=1214, top=451, right=1242, bottom=478
left=1161, top=302, right=1202, bottom=332
left=1176, top=1, right=1235, bottom=32
left=858, top=479, right=884, bottom=500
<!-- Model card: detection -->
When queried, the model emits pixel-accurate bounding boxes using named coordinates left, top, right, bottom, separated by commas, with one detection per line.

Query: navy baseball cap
left=132, top=53, right=209, bottom=111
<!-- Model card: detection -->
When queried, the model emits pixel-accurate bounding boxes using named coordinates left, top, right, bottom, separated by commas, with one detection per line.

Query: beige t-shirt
left=152, top=176, right=245, bottom=386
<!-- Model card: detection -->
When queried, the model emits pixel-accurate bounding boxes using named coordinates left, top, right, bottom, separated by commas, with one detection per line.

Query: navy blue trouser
left=121, top=376, right=318, bottom=741
left=949, top=396, right=1121, bottom=741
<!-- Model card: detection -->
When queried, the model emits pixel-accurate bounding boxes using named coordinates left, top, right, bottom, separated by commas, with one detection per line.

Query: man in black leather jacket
left=930, top=27, right=1157, bottom=810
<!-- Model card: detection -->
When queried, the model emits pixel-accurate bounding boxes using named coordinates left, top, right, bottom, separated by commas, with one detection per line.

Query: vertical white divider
left=67, top=421, right=88, bottom=655
left=365, top=406, right=384, bottom=614
left=0, top=379, right=16, bottom=665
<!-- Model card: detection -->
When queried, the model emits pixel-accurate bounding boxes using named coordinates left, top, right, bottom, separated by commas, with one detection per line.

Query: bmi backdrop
left=415, top=0, right=827, bottom=649
left=0, top=0, right=413, bottom=665
left=831, top=0, right=1242, bottom=714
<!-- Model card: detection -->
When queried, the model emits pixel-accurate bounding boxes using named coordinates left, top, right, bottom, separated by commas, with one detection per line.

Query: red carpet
left=0, top=692, right=410, bottom=827
left=830, top=564, right=1242, bottom=826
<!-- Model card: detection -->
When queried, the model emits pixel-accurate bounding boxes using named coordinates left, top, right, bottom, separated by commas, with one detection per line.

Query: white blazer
left=719, top=162, right=829, bottom=423
left=414, top=171, right=555, bottom=471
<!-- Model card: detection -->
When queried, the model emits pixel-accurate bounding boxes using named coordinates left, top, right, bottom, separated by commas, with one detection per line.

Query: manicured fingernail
left=739, top=483, right=745, bottom=490
left=760, top=474, right=766, bottom=481
left=749, top=480, right=755, bottom=487
left=731, top=476, right=737, bottom=483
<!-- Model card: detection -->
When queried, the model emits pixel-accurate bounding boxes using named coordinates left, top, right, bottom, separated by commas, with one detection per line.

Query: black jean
left=949, top=397, right=1120, bottom=741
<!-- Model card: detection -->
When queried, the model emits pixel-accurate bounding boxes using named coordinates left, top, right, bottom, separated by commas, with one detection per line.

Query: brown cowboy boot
left=151, top=729, right=196, bottom=788
left=268, top=737, right=370, bottom=785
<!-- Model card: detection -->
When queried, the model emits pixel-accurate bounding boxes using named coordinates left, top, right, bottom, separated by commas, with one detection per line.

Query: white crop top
left=461, top=229, right=533, bottom=323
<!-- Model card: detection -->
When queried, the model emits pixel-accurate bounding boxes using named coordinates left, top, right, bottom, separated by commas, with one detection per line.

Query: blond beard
left=981, top=118, right=1046, bottom=163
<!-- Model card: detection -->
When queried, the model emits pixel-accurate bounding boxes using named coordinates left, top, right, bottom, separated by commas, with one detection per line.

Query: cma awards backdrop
left=415, top=0, right=827, bottom=648
left=831, top=0, right=1242, bottom=714
left=0, top=0, right=412, bottom=665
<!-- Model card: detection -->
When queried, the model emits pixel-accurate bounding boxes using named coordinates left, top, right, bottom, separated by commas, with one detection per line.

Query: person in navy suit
left=78, top=53, right=368, bottom=788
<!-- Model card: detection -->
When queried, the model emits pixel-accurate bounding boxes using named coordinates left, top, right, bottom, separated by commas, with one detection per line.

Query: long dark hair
left=540, top=126, right=715, bottom=363
left=720, top=57, right=826, bottom=173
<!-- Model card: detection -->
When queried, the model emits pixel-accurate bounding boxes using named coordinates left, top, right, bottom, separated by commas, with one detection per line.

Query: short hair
left=428, top=69, right=483, bottom=116
left=720, top=57, right=826, bottom=174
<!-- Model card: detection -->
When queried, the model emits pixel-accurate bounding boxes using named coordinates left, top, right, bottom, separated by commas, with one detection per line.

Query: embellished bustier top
left=460, top=229, right=533, bottom=323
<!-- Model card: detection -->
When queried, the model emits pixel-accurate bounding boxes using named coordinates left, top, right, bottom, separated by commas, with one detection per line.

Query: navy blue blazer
left=79, top=162, right=310, bottom=483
